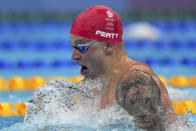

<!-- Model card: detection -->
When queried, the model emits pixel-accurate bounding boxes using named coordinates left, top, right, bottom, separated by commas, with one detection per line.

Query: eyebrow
left=73, top=39, right=91, bottom=45
left=73, top=40, right=83, bottom=44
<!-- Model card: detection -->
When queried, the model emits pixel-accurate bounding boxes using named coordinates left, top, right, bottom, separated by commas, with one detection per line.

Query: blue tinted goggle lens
left=76, top=45, right=87, bottom=53
left=72, top=40, right=97, bottom=53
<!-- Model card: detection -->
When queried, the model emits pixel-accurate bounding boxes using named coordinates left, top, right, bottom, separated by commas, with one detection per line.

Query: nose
left=72, top=48, right=81, bottom=60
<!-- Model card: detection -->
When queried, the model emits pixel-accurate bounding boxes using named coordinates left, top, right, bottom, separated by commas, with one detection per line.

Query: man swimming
left=70, top=5, right=177, bottom=130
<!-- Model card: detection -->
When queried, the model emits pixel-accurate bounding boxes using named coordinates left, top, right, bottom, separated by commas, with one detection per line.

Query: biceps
left=116, top=70, right=161, bottom=114
left=124, top=85, right=151, bottom=112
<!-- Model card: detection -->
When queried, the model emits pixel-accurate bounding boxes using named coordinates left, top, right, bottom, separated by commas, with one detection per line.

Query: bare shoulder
left=131, top=60, right=154, bottom=74
left=116, top=70, right=164, bottom=130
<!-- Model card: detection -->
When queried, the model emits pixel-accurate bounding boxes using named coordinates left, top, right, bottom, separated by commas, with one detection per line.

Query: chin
left=137, top=121, right=152, bottom=129
left=85, top=73, right=102, bottom=80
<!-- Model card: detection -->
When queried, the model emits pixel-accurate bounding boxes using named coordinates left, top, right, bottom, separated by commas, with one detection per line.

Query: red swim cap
left=70, top=5, right=123, bottom=43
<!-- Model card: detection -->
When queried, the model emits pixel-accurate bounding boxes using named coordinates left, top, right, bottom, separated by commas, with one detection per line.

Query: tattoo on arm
left=116, top=70, right=164, bottom=130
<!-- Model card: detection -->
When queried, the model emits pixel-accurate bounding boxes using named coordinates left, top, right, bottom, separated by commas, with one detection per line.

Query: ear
left=104, top=43, right=113, bottom=55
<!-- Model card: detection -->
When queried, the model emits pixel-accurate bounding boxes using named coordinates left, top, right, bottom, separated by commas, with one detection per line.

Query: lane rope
left=0, top=101, right=195, bottom=116
left=0, top=75, right=196, bottom=90
left=0, top=57, right=196, bottom=69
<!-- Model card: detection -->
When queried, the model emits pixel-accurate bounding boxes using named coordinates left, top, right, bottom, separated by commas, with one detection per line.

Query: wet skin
left=70, top=34, right=177, bottom=130
left=71, top=36, right=107, bottom=79
left=116, top=65, right=176, bottom=131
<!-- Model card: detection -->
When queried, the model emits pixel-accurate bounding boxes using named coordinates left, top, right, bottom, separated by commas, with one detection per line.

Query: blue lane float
left=35, top=41, right=51, bottom=50
left=52, top=39, right=72, bottom=50
left=153, top=41, right=170, bottom=50
left=31, top=59, right=48, bottom=68
left=169, top=40, right=186, bottom=49
left=51, top=59, right=76, bottom=68
left=1, top=57, right=194, bottom=69
left=18, top=40, right=35, bottom=50
left=123, top=40, right=196, bottom=50
left=0, top=19, right=196, bottom=33
left=187, top=40, right=196, bottom=49
left=1, top=40, right=196, bottom=51
left=12, top=21, right=29, bottom=33
left=16, top=59, right=48, bottom=69
left=163, top=20, right=180, bottom=31
left=124, top=40, right=162, bottom=49
left=181, top=58, right=196, bottom=66
left=52, top=40, right=65, bottom=49
left=160, top=57, right=177, bottom=66
left=0, top=40, right=72, bottom=51
left=0, top=60, right=14, bottom=69
left=16, top=59, right=31, bottom=69
left=0, top=40, right=18, bottom=50
left=144, top=58, right=159, bottom=66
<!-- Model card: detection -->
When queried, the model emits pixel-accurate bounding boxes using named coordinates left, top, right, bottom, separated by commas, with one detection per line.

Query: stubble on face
left=82, top=45, right=107, bottom=79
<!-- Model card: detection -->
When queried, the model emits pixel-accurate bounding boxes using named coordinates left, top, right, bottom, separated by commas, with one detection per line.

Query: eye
left=73, top=47, right=81, bottom=52
left=77, top=46, right=87, bottom=53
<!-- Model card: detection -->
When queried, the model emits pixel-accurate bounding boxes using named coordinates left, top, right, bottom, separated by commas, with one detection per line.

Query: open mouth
left=80, top=65, right=88, bottom=75
left=137, top=120, right=152, bottom=129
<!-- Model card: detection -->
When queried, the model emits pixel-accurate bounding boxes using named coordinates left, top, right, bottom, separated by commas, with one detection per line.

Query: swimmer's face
left=70, top=34, right=107, bottom=79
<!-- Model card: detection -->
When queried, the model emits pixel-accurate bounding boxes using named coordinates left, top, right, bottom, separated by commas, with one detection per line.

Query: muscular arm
left=116, top=70, right=165, bottom=130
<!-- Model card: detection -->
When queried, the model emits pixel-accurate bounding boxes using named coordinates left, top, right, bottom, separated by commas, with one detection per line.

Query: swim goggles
left=71, top=40, right=97, bottom=53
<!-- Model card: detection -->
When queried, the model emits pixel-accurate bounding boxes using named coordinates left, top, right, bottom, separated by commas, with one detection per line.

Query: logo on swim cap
left=106, top=11, right=113, bottom=18
left=106, top=22, right=114, bottom=27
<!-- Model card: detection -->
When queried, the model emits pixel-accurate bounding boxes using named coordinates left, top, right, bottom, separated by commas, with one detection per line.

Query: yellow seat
left=172, top=101, right=196, bottom=114
left=0, top=102, right=13, bottom=116
left=26, top=76, right=46, bottom=89
left=47, top=76, right=65, bottom=81
left=169, top=76, right=189, bottom=87
left=15, top=102, right=27, bottom=115
left=0, top=77, right=6, bottom=90
left=66, top=76, right=84, bottom=82
left=158, top=75, right=167, bottom=85
left=189, top=76, right=196, bottom=86
left=0, top=100, right=195, bottom=116
left=172, top=101, right=187, bottom=114
left=7, top=76, right=26, bottom=90
left=184, top=101, right=196, bottom=114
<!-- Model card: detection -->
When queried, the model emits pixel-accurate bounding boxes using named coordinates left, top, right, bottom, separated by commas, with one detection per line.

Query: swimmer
left=70, top=5, right=177, bottom=130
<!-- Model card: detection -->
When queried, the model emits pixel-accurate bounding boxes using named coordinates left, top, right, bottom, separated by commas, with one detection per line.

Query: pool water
left=0, top=86, right=196, bottom=131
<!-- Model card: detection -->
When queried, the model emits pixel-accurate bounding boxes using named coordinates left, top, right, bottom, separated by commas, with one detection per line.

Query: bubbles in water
left=166, top=109, right=194, bottom=131
left=167, top=86, right=196, bottom=101
left=17, top=78, right=139, bottom=130
left=2, top=81, right=196, bottom=131
left=166, top=86, right=196, bottom=131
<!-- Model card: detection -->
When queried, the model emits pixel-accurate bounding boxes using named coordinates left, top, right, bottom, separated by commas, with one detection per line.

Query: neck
left=99, top=54, right=131, bottom=109
left=104, top=54, right=130, bottom=79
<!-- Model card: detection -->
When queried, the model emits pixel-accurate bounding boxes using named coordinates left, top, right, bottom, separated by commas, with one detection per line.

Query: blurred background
left=0, top=0, right=196, bottom=78
left=0, top=0, right=196, bottom=77
left=0, top=0, right=196, bottom=129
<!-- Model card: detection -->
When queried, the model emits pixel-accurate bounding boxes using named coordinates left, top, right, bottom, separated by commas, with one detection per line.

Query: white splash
left=167, top=86, right=196, bottom=101
left=17, top=78, right=138, bottom=130
left=166, top=86, right=196, bottom=131
left=2, top=81, right=196, bottom=131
